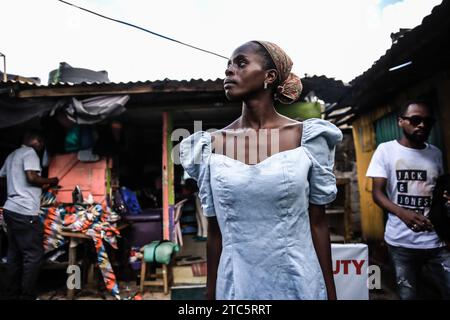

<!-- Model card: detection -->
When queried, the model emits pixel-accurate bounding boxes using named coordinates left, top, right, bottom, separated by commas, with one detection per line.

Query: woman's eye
left=238, top=61, right=246, bottom=67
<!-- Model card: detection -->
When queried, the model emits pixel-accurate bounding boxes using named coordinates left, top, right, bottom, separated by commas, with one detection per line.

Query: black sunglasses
left=401, top=115, right=435, bottom=127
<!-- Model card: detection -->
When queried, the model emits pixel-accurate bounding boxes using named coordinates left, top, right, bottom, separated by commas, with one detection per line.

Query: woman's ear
left=265, top=69, right=278, bottom=86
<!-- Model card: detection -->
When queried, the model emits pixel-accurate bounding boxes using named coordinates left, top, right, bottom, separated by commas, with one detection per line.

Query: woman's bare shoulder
left=278, top=113, right=302, bottom=127
left=210, top=118, right=241, bottom=141
left=279, top=116, right=303, bottom=134
left=277, top=116, right=303, bottom=146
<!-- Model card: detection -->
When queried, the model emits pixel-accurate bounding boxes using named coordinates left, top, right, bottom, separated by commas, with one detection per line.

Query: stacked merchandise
left=179, top=200, right=197, bottom=235
left=128, top=247, right=143, bottom=271
left=39, top=188, right=139, bottom=300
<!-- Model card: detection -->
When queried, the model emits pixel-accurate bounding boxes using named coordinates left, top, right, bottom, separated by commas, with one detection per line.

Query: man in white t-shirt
left=0, top=130, right=59, bottom=300
left=366, top=100, right=450, bottom=300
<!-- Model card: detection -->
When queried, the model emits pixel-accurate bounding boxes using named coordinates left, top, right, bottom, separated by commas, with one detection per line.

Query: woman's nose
left=225, top=65, right=234, bottom=76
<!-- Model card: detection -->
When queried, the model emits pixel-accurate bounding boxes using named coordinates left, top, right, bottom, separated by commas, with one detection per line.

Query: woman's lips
left=223, top=82, right=236, bottom=89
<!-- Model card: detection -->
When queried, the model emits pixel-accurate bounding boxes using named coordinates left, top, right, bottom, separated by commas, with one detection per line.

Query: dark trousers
left=3, top=209, right=44, bottom=300
left=388, top=244, right=450, bottom=300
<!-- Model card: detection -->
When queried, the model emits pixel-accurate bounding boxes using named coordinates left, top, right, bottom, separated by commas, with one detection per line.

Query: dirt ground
left=1, top=237, right=438, bottom=300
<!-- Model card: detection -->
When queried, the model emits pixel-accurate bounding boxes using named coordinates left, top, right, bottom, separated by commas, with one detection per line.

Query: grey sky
left=0, top=0, right=442, bottom=84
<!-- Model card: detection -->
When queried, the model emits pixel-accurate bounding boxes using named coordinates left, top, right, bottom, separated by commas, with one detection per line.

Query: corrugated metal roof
left=0, top=78, right=227, bottom=99
left=350, top=0, right=449, bottom=86
left=333, top=0, right=450, bottom=126
left=0, top=74, right=353, bottom=130
left=0, top=75, right=349, bottom=104
left=0, top=73, right=41, bottom=85
left=0, top=78, right=224, bottom=90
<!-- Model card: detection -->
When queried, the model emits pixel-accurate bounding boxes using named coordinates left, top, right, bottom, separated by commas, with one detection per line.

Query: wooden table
left=60, top=223, right=128, bottom=300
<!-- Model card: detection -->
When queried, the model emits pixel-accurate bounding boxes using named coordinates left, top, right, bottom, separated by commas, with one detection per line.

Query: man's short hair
left=184, top=178, right=199, bottom=193
left=22, top=129, right=44, bottom=144
left=398, top=99, right=434, bottom=117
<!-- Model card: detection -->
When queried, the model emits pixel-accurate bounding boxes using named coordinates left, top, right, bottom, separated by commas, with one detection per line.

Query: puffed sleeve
left=179, top=131, right=216, bottom=217
left=302, top=118, right=343, bottom=205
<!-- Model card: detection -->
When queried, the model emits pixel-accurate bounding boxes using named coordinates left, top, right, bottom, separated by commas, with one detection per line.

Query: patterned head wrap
left=252, top=41, right=303, bottom=104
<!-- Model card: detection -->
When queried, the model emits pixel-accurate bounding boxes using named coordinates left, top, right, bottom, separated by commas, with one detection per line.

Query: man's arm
left=25, top=171, right=59, bottom=189
left=372, top=177, right=433, bottom=232
left=309, top=203, right=337, bottom=300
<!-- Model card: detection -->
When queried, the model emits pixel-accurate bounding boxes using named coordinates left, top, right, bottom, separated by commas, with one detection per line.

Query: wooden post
left=162, top=112, right=175, bottom=240
left=352, top=117, right=385, bottom=241
left=344, top=179, right=353, bottom=242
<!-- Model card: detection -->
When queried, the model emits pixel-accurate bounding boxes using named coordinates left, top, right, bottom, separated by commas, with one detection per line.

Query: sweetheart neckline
left=211, top=145, right=304, bottom=167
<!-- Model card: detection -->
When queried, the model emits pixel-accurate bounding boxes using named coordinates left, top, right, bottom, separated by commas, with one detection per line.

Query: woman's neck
left=240, top=97, right=280, bottom=129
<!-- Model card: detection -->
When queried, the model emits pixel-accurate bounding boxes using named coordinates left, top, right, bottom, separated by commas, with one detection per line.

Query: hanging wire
left=57, top=0, right=229, bottom=60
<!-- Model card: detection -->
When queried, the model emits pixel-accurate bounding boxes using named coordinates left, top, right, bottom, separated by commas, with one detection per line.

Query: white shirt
left=0, top=146, right=42, bottom=215
left=366, top=140, right=444, bottom=249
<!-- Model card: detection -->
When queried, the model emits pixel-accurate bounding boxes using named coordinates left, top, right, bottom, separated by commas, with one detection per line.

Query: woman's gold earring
left=264, top=82, right=268, bottom=90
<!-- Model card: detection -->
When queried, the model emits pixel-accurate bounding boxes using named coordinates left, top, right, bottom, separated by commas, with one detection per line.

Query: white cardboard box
left=332, top=243, right=369, bottom=300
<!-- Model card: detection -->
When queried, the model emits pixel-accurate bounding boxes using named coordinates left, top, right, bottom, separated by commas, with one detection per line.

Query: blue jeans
left=388, top=244, right=450, bottom=300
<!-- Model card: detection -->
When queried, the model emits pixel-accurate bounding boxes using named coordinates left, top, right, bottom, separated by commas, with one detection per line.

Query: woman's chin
left=224, top=90, right=240, bottom=101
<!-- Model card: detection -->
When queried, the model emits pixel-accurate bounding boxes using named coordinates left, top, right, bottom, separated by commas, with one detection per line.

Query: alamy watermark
left=66, top=265, right=81, bottom=290
left=172, top=120, right=281, bottom=165
left=368, top=265, right=381, bottom=290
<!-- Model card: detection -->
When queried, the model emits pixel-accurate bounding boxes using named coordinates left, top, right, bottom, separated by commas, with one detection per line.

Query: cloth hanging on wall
left=0, top=94, right=129, bottom=128
left=64, top=95, right=129, bottom=125
left=39, top=191, right=124, bottom=299
left=0, top=97, right=61, bottom=128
